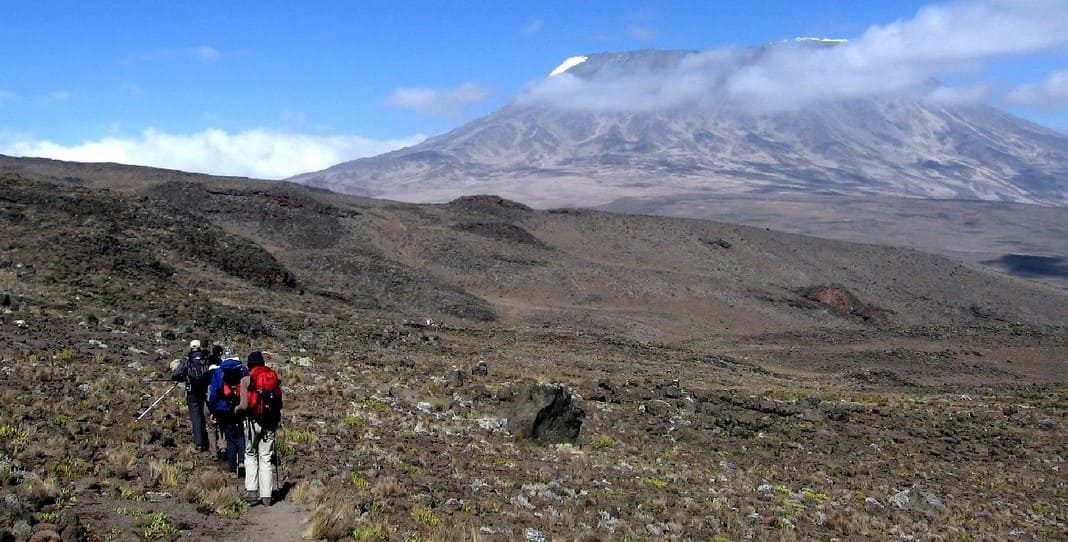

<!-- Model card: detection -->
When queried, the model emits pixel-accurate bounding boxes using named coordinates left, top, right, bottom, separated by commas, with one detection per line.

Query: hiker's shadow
left=275, top=481, right=295, bottom=501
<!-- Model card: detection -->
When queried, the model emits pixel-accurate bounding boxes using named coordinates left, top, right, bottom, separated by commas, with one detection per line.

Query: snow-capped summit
left=548, top=56, right=589, bottom=77
left=290, top=47, right=1068, bottom=209
left=794, top=37, right=848, bottom=43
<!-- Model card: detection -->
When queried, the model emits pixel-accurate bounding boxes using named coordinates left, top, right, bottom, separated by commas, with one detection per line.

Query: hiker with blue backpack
left=236, top=351, right=283, bottom=506
left=170, top=339, right=211, bottom=452
left=207, top=355, right=248, bottom=475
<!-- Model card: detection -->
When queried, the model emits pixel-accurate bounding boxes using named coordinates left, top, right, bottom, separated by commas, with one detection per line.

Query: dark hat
left=212, top=345, right=224, bottom=356
left=247, top=351, right=265, bottom=367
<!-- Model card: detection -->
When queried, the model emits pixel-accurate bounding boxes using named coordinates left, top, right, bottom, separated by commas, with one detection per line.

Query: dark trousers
left=185, top=398, right=209, bottom=450
left=220, top=418, right=246, bottom=472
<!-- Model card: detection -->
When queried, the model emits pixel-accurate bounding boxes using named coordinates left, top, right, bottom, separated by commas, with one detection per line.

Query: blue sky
left=2, top=0, right=1066, bottom=178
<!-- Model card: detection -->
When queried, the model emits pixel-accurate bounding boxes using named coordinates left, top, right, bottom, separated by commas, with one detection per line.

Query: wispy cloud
left=522, top=0, right=1068, bottom=113
left=627, top=24, right=656, bottom=41
left=45, top=91, right=71, bottom=103
left=125, top=45, right=224, bottom=63
left=121, top=82, right=145, bottom=96
left=386, top=82, right=491, bottom=118
left=522, top=19, right=544, bottom=35
left=0, top=129, right=425, bottom=179
left=189, top=45, right=220, bottom=61
left=1008, top=67, right=1068, bottom=109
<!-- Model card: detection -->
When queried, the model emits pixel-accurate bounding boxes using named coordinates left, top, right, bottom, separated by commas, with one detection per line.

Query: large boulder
left=506, top=384, right=584, bottom=444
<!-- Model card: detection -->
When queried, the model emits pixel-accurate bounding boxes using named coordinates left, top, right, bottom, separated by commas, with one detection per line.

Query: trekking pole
left=136, top=382, right=179, bottom=420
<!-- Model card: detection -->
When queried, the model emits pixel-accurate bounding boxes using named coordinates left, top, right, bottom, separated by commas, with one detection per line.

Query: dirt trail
left=236, top=500, right=307, bottom=542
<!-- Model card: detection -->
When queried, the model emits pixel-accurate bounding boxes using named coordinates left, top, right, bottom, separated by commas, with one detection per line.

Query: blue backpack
left=208, top=358, right=248, bottom=415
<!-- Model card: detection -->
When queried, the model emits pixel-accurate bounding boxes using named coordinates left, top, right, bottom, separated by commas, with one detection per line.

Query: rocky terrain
left=1, top=156, right=1066, bottom=540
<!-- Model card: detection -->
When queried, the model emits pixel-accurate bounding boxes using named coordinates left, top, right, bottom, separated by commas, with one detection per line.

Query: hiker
left=170, top=339, right=210, bottom=452
left=206, top=345, right=227, bottom=461
left=237, top=351, right=283, bottom=506
left=208, top=355, right=248, bottom=475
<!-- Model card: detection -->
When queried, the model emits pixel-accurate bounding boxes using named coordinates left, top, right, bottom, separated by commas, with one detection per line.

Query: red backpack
left=248, top=365, right=282, bottom=421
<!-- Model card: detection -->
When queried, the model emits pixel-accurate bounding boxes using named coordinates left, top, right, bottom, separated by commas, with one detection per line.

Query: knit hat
left=189, top=339, right=201, bottom=349
left=247, top=351, right=265, bottom=367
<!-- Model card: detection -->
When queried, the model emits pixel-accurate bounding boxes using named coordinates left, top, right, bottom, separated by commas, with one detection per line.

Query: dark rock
left=506, top=384, right=584, bottom=444
left=470, top=361, right=488, bottom=376
left=826, top=406, right=851, bottom=422
left=388, top=386, right=418, bottom=405
left=0, top=528, right=14, bottom=542
left=0, top=293, right=9, bottom=307
left=444, top=367, right=466, bottom=388
left=644, top=400, right=674, bottom=417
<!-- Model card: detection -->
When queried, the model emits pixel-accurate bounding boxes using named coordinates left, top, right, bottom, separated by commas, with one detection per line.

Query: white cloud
left=627, top=24, right=656, bottom=41
left=121, top=82, right=145, bottom=95
left=125, top=45, right=224, bottom=63
left=521, top=0, right=1068, bottom=113
left=523, top=20, right=544, bottom=35
left=1008, top=67, right=1068, bottom=109
left=387, top=82, right=491, bottom=117
left=189, top=45, right=221, bottom=61
left=0, top=128, right=425, bottom=179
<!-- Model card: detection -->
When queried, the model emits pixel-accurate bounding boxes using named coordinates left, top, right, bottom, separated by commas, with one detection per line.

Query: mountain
left=289, top=45, right=1068, bottom=209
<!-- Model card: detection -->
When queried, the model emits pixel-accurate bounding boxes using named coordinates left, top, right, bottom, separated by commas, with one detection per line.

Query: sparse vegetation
left=1, top=163, right=1067, bottom=540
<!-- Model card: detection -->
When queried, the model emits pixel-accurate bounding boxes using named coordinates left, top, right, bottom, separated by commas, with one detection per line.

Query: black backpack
left=185, top=350, right=207, bottom=395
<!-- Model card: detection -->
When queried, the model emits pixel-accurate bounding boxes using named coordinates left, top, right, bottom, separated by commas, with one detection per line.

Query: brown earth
left=0, top=155, right=1066, bottom=541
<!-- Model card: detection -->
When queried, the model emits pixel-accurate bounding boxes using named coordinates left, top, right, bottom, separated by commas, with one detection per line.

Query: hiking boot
left=261, top=497, right=272, bottom=507
left=243, top=490, right=258, bottom=503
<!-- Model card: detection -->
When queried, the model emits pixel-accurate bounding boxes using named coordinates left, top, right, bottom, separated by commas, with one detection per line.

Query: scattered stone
left=88, top=339, right=107, bottom=349
left=291, top=356, right=313, bottom=367
left=445, top=367, right=466, bottom=388
left=643, top=399, right=674, bottom=417
left=14, top=320, right=28, bottom=329
left=471, top=360, right=489, bottom=376
left=825, top=406, right=851, bottom=422
left=506, top=384, right=584, bottom=444
left=55, top=509, right=83, bottom=542
left=128, top=346, right=148, bottom=355
left=399, top=356, right=416, bottom=369
left=10, top=521, right=31, bottom=542
left=0, top=294, right=9, bottom=307
left=524, top=528, right=547, bottom=542
left=27, top=529, right=61, bottom=542
left=890, top=487, right=945, bottom=512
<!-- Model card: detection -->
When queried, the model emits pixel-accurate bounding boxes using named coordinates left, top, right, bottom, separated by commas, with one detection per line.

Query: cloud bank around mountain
left=521, top=0, right=1068, bottom=113
left=1, top=129, right=425, bottom=179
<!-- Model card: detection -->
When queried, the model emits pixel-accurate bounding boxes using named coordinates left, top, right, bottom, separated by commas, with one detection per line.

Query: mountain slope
left=289, top=47, right=1068, bottom=208
left=4, top=155, right=1068, bottom=343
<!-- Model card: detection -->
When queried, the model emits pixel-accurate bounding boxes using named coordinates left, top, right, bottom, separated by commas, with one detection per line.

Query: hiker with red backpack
left=236, top=351, right=283, bottom=506
left=207, top=355, right=248, bottom=476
